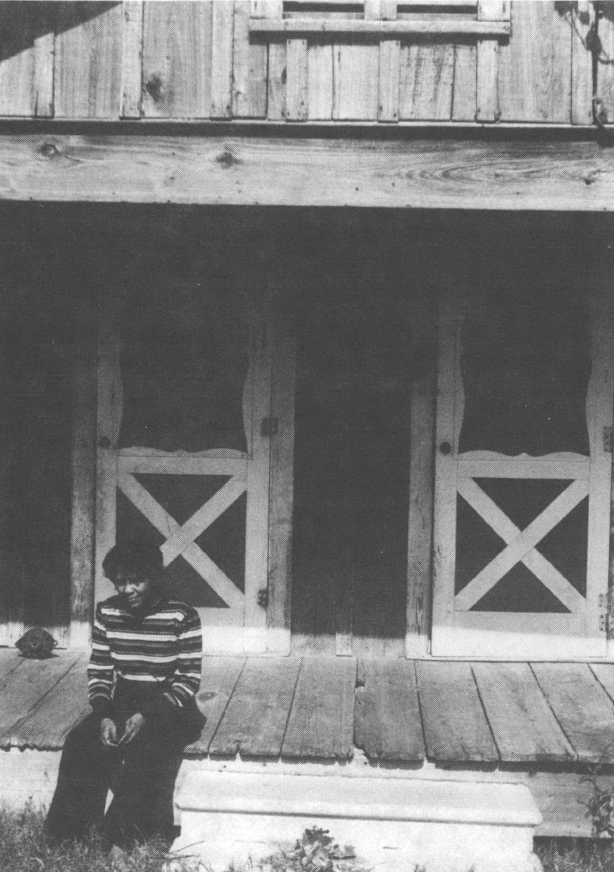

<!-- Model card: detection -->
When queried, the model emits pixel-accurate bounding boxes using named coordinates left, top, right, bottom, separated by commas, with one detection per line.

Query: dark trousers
left=45, top=681, right=204, bottom=850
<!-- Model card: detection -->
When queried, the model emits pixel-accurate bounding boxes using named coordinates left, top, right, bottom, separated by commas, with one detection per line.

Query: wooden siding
left=0, top=2, right=603, bottom=126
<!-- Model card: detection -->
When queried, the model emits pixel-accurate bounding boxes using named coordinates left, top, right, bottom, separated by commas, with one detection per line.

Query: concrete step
left=173, top=770, right=543, bottom=872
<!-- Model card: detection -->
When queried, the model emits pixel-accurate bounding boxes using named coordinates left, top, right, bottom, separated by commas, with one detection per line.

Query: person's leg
left=45, top=713, right=115, bottom=844
left=103, top=711, right=187, bottom=849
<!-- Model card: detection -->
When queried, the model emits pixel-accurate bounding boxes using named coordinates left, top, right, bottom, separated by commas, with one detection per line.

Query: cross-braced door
left=432, top=269, right=614, bottom=659
left=96, top=283, right=273, bottom=654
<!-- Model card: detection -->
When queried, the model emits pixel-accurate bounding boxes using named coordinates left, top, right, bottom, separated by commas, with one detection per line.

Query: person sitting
left=45, top=540, right=204, bottom=854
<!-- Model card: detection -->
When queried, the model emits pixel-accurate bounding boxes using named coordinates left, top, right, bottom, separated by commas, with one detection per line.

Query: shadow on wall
left=0, top=2, right=118, bottom=64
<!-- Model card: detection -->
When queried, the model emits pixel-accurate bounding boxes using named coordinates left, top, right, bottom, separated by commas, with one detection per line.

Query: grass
left=4, top=807, right=614, bottom=872
left=536, top=838, right=614, bottom=872
left=0, top=805, right=170, bottom=872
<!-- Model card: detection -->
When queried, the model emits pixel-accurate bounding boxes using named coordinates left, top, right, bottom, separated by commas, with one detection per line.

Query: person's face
left=114, top=569, right=154, bottom=612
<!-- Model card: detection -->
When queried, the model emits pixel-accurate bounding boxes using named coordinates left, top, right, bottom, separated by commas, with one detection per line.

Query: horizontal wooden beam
left=0, top=133, right=613, bottom=210
left=249, top=18, right=509, bottom=36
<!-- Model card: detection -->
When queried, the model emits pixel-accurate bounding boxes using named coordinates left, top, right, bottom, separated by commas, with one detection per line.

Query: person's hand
left=117, top=712, right=146, bottom=746
left=100, top=717, right=119, bottom=748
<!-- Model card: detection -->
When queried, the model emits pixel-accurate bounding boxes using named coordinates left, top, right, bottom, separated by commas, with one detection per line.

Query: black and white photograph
left=2, top=3, right=614, bottom=872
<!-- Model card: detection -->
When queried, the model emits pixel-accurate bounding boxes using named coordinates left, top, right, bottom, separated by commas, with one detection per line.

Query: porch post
left=266, top=290, right=296, bottom=654
left=69, top=344, right=96, bottom=649
left=405, top=286, right=436, bottom=658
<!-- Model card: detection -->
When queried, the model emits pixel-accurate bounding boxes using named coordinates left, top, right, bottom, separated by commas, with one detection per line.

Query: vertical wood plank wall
left=54, top=2, right=123, bottom=119
left=141, top=1, right=212, bottom=119
left=598, top=6, right=614, bottom=126
left=0, top=2, right=601, bottom=125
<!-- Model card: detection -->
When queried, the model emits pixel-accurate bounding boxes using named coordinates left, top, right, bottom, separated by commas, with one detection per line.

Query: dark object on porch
left=15, top=628, right=57, bottom=659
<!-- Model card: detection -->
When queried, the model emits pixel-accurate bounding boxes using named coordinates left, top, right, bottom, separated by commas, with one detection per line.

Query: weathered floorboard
left=186, top=657, right=245, bottom=755
left=9, top=654, right=89, bottom=749
left=0, top=652, right=82, bottom=747
left=589, top=662, right=614, bottom=705
left=209, top=658, right=300, bottom=757
left=283, top=658, right=356, bottom=759
left=354, top=659, right=424, bottom=762
left=0, top=649, right=23, bottom=689
left=473, top=662, right=575, bottom=762
left=2, top=135, right=614, bottom=211
left=416, top=660, right=498, bottom=762
left=532, top=663, right=614, bottom=763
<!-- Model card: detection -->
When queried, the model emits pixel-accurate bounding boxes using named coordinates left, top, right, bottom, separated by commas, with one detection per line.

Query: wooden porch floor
left=2, top=649, right=614, bottom=765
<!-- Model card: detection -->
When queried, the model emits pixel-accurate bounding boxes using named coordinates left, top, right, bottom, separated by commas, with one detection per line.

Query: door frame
left=94, top=285, right=293, bottom=654
left=431, top=274, right=614, bottom=660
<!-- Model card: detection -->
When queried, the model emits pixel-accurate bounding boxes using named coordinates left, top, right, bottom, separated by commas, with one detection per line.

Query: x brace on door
left=455, top=476, right=588, bottom=613
left=117, top=457, right=247, bottom=609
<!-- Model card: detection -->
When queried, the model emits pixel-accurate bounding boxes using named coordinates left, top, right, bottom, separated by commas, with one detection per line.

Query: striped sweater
left=88, top=594, right=202, bottom=719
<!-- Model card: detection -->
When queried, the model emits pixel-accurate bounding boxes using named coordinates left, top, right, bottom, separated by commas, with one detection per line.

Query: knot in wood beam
left=216, top=149, right=241, bottom=169
left=38, top=142, right=60, bottom=160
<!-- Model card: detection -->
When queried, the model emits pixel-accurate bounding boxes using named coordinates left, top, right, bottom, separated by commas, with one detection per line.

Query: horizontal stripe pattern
left=88, top=594, right=202, bottom=714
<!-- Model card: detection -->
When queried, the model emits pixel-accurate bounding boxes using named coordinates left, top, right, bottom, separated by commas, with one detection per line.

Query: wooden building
left=3, top=0, right=614, bottom=842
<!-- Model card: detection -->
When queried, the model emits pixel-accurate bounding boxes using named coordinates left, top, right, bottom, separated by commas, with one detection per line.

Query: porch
left=3, top=648, right=614, bottom=836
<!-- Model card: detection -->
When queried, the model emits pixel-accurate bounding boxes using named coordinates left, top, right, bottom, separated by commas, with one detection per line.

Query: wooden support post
left=585, top=220, right=614, bottom=657
left=335, top=442, right=355, bottom=657
left=242, top=288, right=273, bottom=653
left=95, top=293, right=123, bottom=608
left=267, top=299, right=296, bottom=654
left=405, top=289, right=437, bottom=658
left=70, top=347, right=97, bottom=649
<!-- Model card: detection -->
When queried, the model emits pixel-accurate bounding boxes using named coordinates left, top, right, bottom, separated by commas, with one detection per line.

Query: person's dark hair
left=102, top=540, right=163, bottom=584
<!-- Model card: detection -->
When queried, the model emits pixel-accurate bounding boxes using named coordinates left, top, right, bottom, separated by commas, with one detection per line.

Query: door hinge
left=604, top=426, right=612, bottom=453
left=601, top=614, right=609, bottom=633
left=257, top=588, right=269, bottom=608
left=261, top=416, right=278, bottom=438
left=599, top=593, right=609, bottom=610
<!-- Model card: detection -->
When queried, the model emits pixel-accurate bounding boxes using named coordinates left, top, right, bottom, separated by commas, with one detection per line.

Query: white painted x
left=454, top=477, right=588, bottom=613
left=118, top=470, right=247, bottom=608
